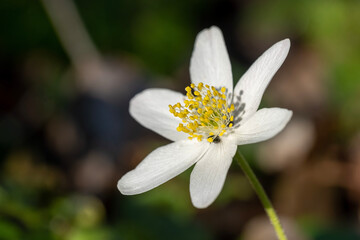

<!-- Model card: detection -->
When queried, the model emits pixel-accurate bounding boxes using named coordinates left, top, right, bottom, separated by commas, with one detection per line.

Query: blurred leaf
left=132, top=12, right=191, bottom=73
left=0, top=219, right=22, bottom=240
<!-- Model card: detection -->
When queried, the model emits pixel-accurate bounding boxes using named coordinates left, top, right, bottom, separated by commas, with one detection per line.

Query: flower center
left=169, top=82, right=235, bottom=143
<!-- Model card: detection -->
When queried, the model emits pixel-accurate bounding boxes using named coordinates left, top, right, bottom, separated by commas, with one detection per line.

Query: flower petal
left=118, top=140, right=208, bottom=195
left=129, top=88, right=187, bottom=142
left=234, top=39, right=290, bottom=121
left=233, top=108, right=292, bottom=145
left=190, top=138, right=237, bottom=208
left=190, top=26, right=233, bottom=92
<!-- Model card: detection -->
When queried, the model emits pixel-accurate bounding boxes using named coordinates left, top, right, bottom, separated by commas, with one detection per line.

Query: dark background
left=1, top=0, right=360, bottom=239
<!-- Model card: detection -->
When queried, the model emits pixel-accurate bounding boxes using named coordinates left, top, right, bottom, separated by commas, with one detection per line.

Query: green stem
left=234, top=149, right=287, bottom=240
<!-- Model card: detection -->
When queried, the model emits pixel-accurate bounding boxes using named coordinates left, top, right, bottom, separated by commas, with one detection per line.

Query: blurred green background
left=1, top=0, right=360, bottom=239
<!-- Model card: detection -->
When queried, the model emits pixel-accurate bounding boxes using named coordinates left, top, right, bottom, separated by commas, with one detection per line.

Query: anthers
left=169, top=82, right=235, bottom=143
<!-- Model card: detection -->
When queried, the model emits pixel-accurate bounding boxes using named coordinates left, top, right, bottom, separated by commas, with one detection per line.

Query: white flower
left=117, top=26, right=292, bottom=208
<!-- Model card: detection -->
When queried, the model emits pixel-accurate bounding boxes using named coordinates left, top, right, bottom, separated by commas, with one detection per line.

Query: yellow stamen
left=169, top=82, right=235, bottom=142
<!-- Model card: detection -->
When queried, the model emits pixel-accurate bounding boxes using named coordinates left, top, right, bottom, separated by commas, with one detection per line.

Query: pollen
left=169, top=82, right=235, bottom=143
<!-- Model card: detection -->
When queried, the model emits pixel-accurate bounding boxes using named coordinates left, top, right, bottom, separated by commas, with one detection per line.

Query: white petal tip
left=283, top=38, right=291, bottom=44
left=117, top=176, right=138, bottom=195
left=278, top=38, right=291, bottom=50
left=279, top=109, right=293, bottom=132
left=191, top=198, right=213, bottom=209
left=269, top=38, right=291, bottom=58
left=209, top=25, right=220, bottom=32
left=117, top=178, right=129, bottom=195
left=276, top=108, right=293, bottom=127
left=286, top=109, right=293, bottom=120
left=197, top=25, right=222, bottom=38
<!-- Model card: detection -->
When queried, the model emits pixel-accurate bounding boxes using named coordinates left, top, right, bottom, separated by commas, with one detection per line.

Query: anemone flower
left=118, top=26, right=292, bottom=209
